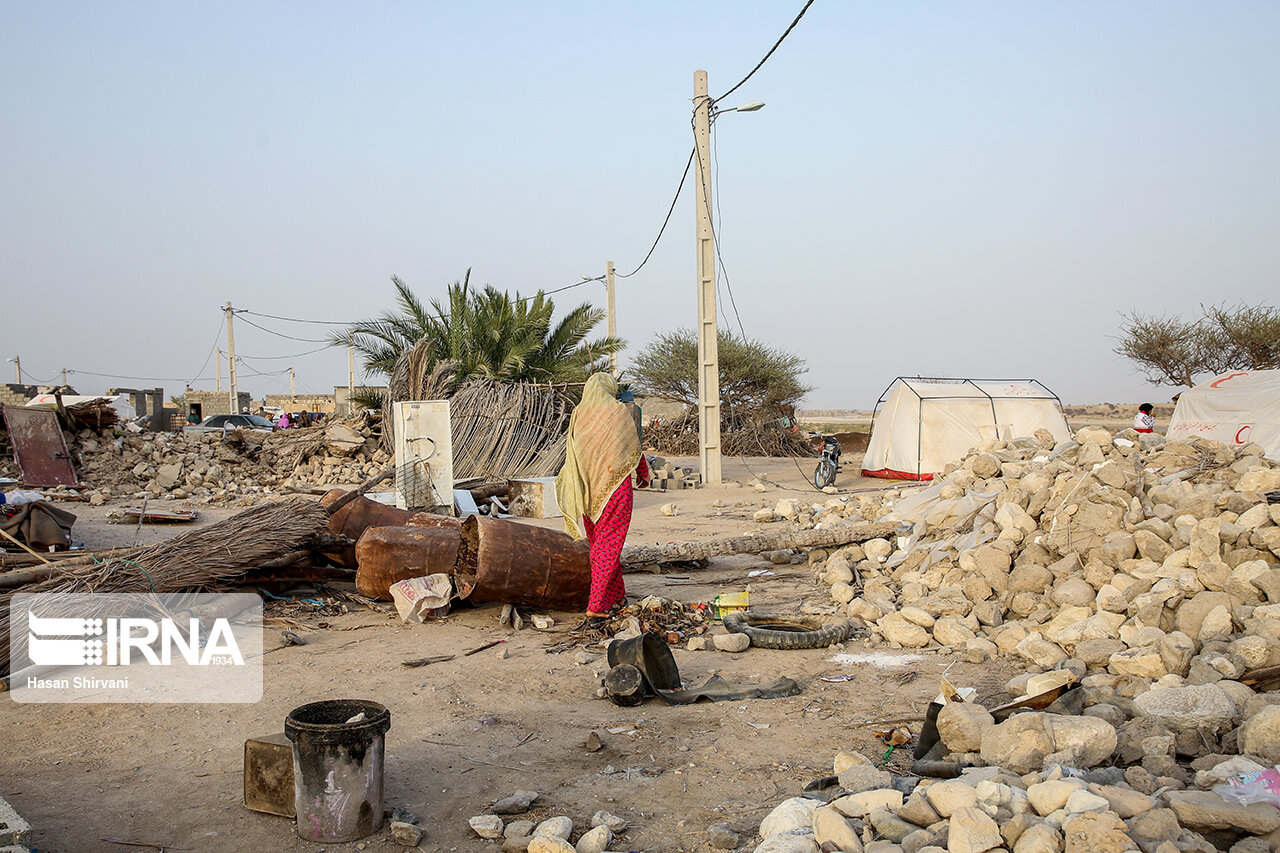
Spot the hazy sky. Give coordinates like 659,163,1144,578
3,2,1277,408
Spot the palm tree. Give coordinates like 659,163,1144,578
337,271,623,393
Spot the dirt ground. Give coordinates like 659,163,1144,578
0,454,1018,853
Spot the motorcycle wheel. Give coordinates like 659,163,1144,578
814,458,837,489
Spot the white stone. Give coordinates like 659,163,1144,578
759,797,819,839
533,816,574,840
470,814,504,838
924,779,979,818
1027,780,1084,816
713,632,751,652
575,824,612,853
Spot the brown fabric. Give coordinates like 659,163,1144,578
0,501,76,550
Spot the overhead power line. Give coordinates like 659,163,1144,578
716,0,816,103
616,147,696,279
237,309,351,325
234,315,331,343
67,369,215,383
236,345,335,361
188,316,225,386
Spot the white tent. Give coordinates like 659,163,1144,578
861,378,1071,481
1166,369,1280,462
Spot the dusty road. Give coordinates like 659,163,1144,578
0,455,1016,853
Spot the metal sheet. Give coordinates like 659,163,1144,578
354,525,462,600
392,400,454,513
2,405,80,487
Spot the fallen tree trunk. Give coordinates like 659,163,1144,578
618,520,903,567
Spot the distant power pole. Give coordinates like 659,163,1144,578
347,334,355,412
289,366,295,396
694,69,722,486
10,356,19,384
606,261,618,376
61,367,67,388
216,348,223,392
225,302,238,413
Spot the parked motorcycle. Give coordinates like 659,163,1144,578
813,434,841,489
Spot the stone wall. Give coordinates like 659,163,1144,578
333,385,386,417
264,394,336,414
183,390,251,418
0,383,39,408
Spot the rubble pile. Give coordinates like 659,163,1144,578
741,426,1280,853
467,790,630,853
750,738,1280,853
45,415,387,504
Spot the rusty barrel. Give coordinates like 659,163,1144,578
353,522,462,600
320,490,417,568
456,515,591,611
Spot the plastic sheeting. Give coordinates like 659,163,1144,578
1167,369,1280,462
862,379,1071,480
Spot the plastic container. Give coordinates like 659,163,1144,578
711,592,749,621
285,699,392,843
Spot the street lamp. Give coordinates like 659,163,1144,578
693,71,764,487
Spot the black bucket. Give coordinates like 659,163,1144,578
606,633,681,693
285,699,392,843
604,664,646,707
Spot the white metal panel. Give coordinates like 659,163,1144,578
393,400,454,512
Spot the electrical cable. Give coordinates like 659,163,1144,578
234,315,331,343
525,278,603,298
233,361,292,378
710,121,747,340
616,147,697,279
67,369,215,383
236,344,334,361
188,316,225,385
237,309,351,325
716,0,816,103
17,366,52,385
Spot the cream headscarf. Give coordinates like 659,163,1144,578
556,373,641,540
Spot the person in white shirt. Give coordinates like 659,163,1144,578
1133,403,1155,434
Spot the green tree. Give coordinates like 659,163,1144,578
1116,302,1280,387
629,329,812,428
336,271,624,390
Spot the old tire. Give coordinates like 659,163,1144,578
721,612,855,650
814,458,837,489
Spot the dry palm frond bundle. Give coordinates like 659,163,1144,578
382,343,571,479
0,498,330,676
448,380,569,479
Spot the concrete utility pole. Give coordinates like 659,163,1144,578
289,366,295,396
347,334,355,412
216,348,223,392
61,367,67,388
693,69,722,486
8,356,19,384
225,302,238,413
606,261,618,376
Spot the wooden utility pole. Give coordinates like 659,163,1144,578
225,302,238,413
606,261,618,376
694,69,722,486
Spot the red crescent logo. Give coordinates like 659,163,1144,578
1210,372,1248,388
1235,424,1253,444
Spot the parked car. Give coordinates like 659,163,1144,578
183,414,277,434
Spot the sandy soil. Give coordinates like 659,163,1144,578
0,455,1017,853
